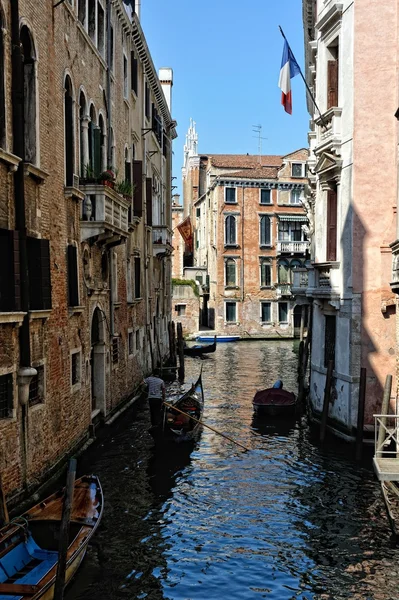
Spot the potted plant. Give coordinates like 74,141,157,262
115,179,134,199
99,169,116,189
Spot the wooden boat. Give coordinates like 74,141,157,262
253,386,297,417
184,336,216,357
155,372,204,443
196,335,240,343
0,475,103,599
381,480,399,538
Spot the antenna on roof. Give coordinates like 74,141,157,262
252,125,267,164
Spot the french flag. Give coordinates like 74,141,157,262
278,40,300,115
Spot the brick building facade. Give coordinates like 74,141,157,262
173,121,309,338
0,0,175,504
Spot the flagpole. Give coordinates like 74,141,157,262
279,26,326,126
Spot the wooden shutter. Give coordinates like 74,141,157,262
67,245,79,307
125,160,131,184
326,188,337,261
131,51,138,95
0,229,20,311
133,160,143,217
146,177,152,226
27,237,51,310
134,257,141,298
327,60,338,109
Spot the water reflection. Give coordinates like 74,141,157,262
66,340,399,600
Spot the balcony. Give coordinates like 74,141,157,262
291,268,309,296
310,262,340,298
315,107,342,155
276,284,292,298
153,225,173,257
80,184,130,243
276,241,310,255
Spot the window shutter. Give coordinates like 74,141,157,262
93,127,101,176
327,60,338,109
27,237,51,310
134,256,141,298
125,159,131,184
326,188,337,261
146,178,153,226
131,51,138,95
0,229,20,311
133,160,143,217
67,245,79,307
39,239,51,310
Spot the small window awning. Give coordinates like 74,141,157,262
278,215,308,222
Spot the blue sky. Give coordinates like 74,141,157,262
142,0,309,195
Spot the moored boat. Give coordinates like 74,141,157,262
381,480,399,538
196,335,240,343
253,382,297,417
0,475,103,599
184,337,216,357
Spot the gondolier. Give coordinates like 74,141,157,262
144,369,166,427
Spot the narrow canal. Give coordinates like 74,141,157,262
66,341,399,600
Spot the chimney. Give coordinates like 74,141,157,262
159,68,173,113
172,194,181,206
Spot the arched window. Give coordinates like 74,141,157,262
225,258,236,287
278,259,290,284
98,114,106,172
88,104,95,172
260,215,271,246
124,146,131,183
64,76,74,186
79,91,88,176
260,259,271,287
0,10,5,148
225,215,236,246
290,259,302,270
88,104,100,175
20,25,37,164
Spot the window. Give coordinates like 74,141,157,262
278,260,289,284
196,207,201,218
135,329,140,352
278,302,288,323
225,187,236,204
123,54,128,98
327,42,339,109
0,373,13,419
225,215,236,246
145,82,150,119
324,315,336,367
88,0,96,42
290,189,302,205
29,365,44,407
261,302,271,323
175,304,186,316
225,301,237,323
260,216,271,246
260,189,271,204
71,350,81,387
78,0,86,25
260,260,271,287
65,76,74,186
326,187,337,261
0,10,5,148
67,244,79,307
278,221,304,242
131,51,138,95
97,2,105,56
0,229,21,312
28,238,52,310
20,26,37,164
128,330,134,356
291,163,305,178
112,337,119,364
99,114,106,172
133,160,143,217
134,256,141,298
225,258,236,287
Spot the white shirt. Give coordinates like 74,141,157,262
144,376,165,399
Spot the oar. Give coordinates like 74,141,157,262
163,401,250,452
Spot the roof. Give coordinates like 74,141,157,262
207,154,284,169
220,167,279,180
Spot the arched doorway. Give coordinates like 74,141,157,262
91,307,106,418
293,305,302,337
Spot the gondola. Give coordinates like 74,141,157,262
183,336,216,358
0,475,103,599
253,381,298,417
153,371,204,444
381,480,399,538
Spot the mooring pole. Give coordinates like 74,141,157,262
320,360,334,443
177,322,185,382
377,374,393,454
297,340,305,403
54,458,77,600
355,368,367,461
0,473,9,527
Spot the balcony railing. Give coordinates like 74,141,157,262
276,283,292,298
311,263,340,297
315,107,342,153
153,225,173,257
276,241,310,255
80,183,130,242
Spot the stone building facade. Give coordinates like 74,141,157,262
302,0,397,437
173,122,309,338
0,0,175,503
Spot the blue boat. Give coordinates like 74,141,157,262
196,335,240,343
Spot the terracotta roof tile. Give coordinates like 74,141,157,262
220,167,279,179
207,154,284,168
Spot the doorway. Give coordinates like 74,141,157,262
91,307,106,418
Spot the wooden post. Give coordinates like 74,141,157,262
297,340,305,403
0,473,9,527
177,322,185,382
171,321,177,367
355,368,367,461
320,360,334,442
377,374,392,454
54,458,77,600
300,305,306,342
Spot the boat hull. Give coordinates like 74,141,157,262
196,336,240,343
184,338,216,357
252,388,297,418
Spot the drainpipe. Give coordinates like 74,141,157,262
11,0,36,489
